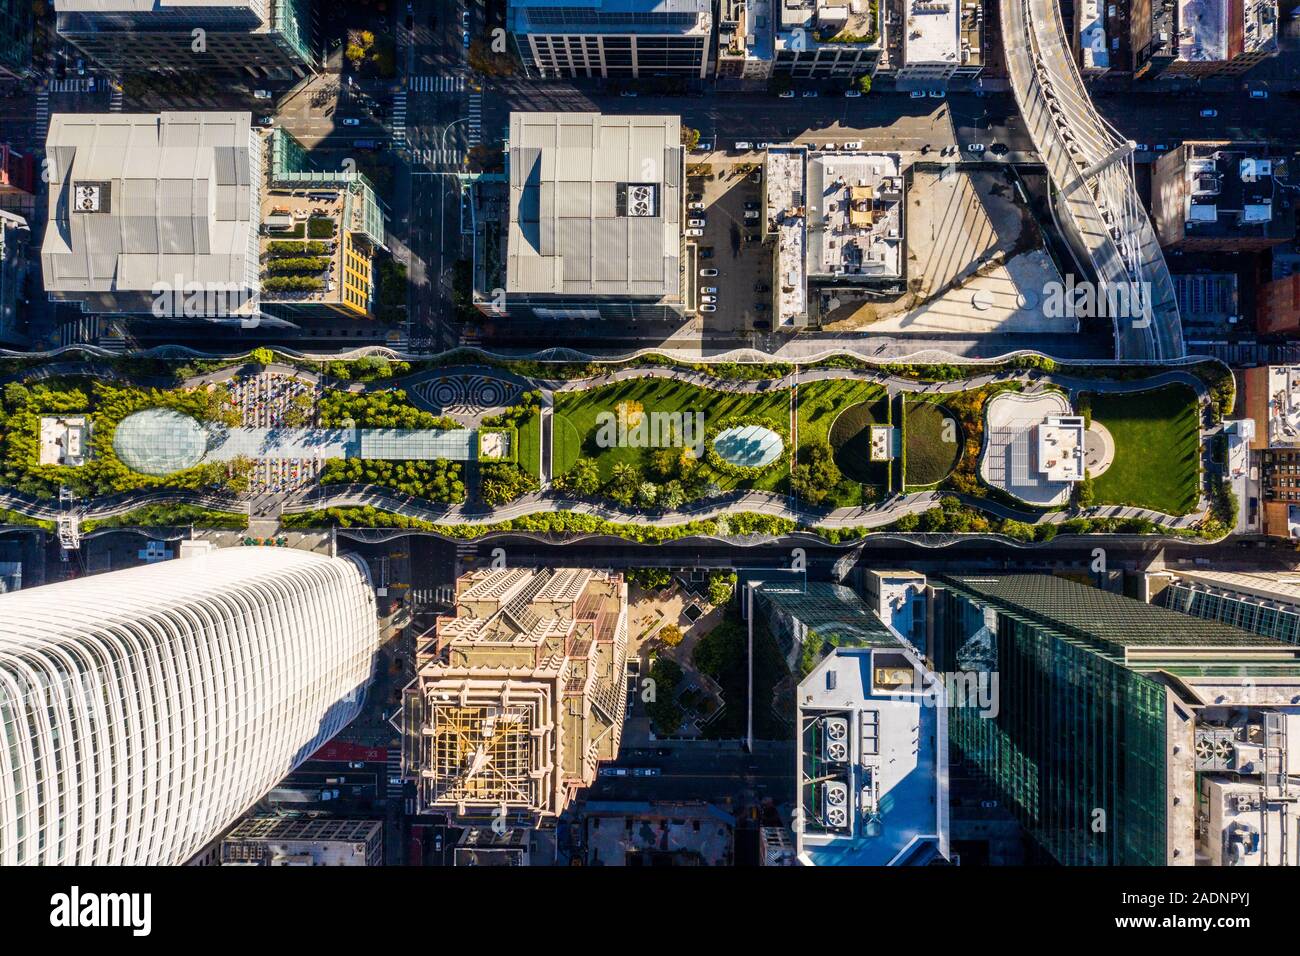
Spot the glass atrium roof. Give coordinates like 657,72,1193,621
113,409,209,476
712,425,784,467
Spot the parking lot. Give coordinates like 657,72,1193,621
686,152,773,333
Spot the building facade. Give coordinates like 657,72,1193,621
0,547,380,866
55,0,316,80
774,0,885,79
1151,569,1300,647
0,0,32,79
932,573,1300,866
510,0,713,79
401,568,629,822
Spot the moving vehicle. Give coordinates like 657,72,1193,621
347,761,365,769
1200,108,1217,117
802,90,818,98
342,117,361,126
695,142,712,151
779,90,795,98
463,30,471,47
1250,89,1268,99
756,141,771,149
966,143,986,153
910,90,926,99
928,89,945,98
253,89,272,100
845,90,861,98
258,116,274,126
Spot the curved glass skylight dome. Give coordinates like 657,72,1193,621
712,425,784,467
113,408,209,475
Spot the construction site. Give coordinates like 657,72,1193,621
401,568,630,823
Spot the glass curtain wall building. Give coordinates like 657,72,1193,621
932,574,1300,866
1153,570,1300,647
0,547,380,866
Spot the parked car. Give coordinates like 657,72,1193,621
779,90,795,98
700,268,719,277
989,143,1009,155
734,141,753,150
700,304,717,312
688,192,703,202
1200,108,1218,117
845,90,861,98
744,210,760,219
685,228,704,237
688,201,705,211
928,89,945,98
462,30,471,47
802,90,818,98
342,117,361,126
1134,143,1150,151
701,286,718,293
1250,89,1268,99
756,141,771,149
253,89,272,100
966,143,986,153
843,140,862,150
76,58,85,76
688,218,705,227
910,90,926,99
695,142,712,151
347,761,365,769
1154,143,1170,151
620,91,638,97
258,116,274,126
701,295,716,304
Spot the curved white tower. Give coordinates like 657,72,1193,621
0,547,379,866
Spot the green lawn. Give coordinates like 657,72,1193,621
795,380,888,506
552,377,790,490
1087,385,1200,515
904,399,962,487
518,409,542,480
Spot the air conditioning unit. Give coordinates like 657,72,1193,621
823,781,849,828
823,717,849,762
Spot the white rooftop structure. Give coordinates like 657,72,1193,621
765,145,808,328
903,0,958,66
807,151,902,279
1176,0,1276,63
1036,415,1086,483
980,391,1084,506
38,415,91,467
0,547,380,865
41,111,261,316
506,112,682,300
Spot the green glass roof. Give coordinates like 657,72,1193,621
938,574,1296,659
758,582,900,649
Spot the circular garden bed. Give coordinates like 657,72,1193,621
903,401,962,486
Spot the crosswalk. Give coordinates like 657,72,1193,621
109,86,123,112
409,74,466,93
35,91,49,141
47,77,96,93
391,90,406,145
413,147,464,166
385,748,403,797
467,93,482,146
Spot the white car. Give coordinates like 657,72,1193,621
253,89,272,100
701,295,716,304
845,90,862,98
688,218,705,227
842,140,862,150
701,286,718,293
695,142,712,151
700,304,717,312
744,210,759,219
685,228,704,237
966,143,986,153
688,201,705,211
700,268,718,277
778,90,795,98
734,141,752,150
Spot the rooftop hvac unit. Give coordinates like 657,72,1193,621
823,781,849,828
823,717,849,762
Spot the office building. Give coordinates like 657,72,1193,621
932,573,1300,865
401,568,630,822
0,0,32,79
716,0,775,80
0,144,36,216
1241,365,1300,538
220,816,384,866
0,546,380,866
509,0,713,79
1150,569,1300,647
896,0,983,87
579,801,736,865
774,0,885,79
41,111,263,320
1165,0,1278,76
0,209,27,347
476,112,685,323
1152,143,1298,252
261,128,387,321
756,582,949,866
763,145,904,329
55,0,316,80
